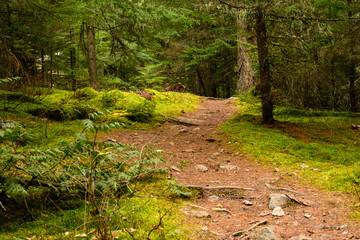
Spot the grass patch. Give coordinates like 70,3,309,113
220,93,360,193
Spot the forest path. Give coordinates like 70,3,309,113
106,98,359,240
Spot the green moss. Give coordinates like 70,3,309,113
221,93,360,193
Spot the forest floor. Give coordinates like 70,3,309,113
106,98,360,240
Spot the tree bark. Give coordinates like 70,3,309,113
86,24,98,88
347,0,358,112
70,47,77,90
237,13,254,92
255,8,274,124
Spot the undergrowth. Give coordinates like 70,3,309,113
0,88,200,239
221,93,360,196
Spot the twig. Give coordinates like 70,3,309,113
265,183,306,196
0,201,6,211
247,220,268,232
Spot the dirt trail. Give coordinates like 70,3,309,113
107,99,360,240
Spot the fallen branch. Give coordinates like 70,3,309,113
160,114,199,126
286,194,311,207
247,220,268,232
265,183,306,196
231,220,268,238
186,185,257,191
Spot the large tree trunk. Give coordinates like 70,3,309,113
86,24,98,88
255,8,274,124
236,14,254,93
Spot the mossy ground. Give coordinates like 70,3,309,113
220,94,360,197
0,88,200,148
0,88,200,239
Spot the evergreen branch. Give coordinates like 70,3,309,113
268,13,360,22
219,0,247,9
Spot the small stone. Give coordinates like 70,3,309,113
185,140,190,143
212,208,231,214
245,169,250,172
272,206,285,217
220,165,238,170
253,226,277,240
184,210,211,218
260,211,271,217
179,129,188,133
133,133,138,136
202,226,208,231
300,164,309,168
208,195,220,202
274,167,280,172
213,152,220,156
319,234,332,239
304,213,312,219
171,166,181,172
195,164,208,172
243,200,253,206
289,235,312,240
169,142,175,146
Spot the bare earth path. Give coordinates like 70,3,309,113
107,99,360,240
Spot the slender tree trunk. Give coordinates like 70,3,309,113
347,0,358,112
50,48,53,88
86,24,98,88
255,8,274,124
237,13,254,92
196,68,207,97
70,47,77,90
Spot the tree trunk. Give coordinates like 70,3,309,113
196,68,208,97
347,0,358,112
255,8,274,124
86,24,98,88
237,13,254,92
70,47,77,90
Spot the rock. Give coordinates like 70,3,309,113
243,200,253,206
179,129,188,134
253,226,277,240
289,235,312,240
169,141,175,146
212,208,231,214
185,149,195,153
260,211,271,217
272,207,285,217
304,213,312,219
171,166,181,172
133,132,138,136
184,210,211,218
220,165,238,170
268,193,290,210
318,234,332,239
202,226,208,231
274,167,280,172
300,164,309,168
195,164,208,172
208,195,220,201
107,138,117,143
